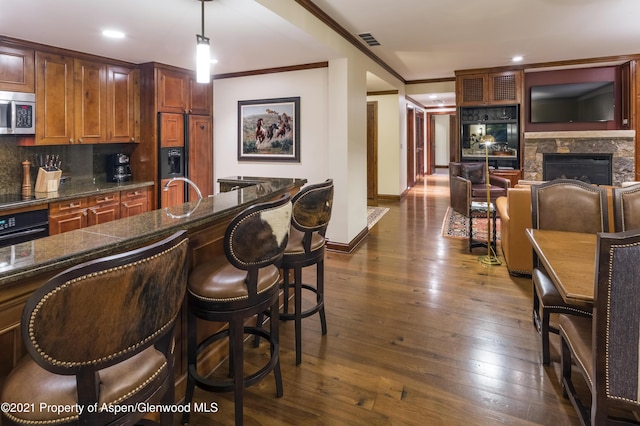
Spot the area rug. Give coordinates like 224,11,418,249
367,207,389,229
441,207,501,241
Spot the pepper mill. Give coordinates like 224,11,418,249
22,160,32,199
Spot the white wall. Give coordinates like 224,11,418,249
213,67,334,232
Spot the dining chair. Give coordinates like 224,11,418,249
530,179,608,365
559,229,640,425
613,183,640,232
182,194,292,426
0,231,189,426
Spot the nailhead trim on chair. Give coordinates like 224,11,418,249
187,277,279,302
1,361,167,425
28,244,183,368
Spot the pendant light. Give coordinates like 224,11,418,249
196,0,211,83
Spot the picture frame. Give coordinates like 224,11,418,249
238,97,300,162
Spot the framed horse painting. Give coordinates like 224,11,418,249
238,97,300,162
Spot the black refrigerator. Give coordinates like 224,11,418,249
158,112,213,208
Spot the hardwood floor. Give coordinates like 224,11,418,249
183,173,581,425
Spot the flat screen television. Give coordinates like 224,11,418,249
530,81,614,123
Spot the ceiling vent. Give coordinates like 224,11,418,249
358,32,380,46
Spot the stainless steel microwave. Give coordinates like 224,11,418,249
0,91,35,135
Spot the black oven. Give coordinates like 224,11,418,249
0,207,49,249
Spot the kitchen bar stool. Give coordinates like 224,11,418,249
1,231,189,426
182,194,292,426
279,179,333,365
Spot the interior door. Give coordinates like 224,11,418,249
415,110,425,178
366,102,378,201
406,107,415,188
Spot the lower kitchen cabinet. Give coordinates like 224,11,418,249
87,192,120,226
49,186,151,235
120,187,149,218
49,198,89,235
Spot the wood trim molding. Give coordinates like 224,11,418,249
326,226,369,253
213,61,328,80
455,54,640,76
294,0,405,83
368,90,398,96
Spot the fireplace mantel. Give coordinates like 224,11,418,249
525,130,636,139
523,130,635,185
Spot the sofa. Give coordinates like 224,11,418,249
495,182,616,276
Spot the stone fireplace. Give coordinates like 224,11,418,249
523,130,635,186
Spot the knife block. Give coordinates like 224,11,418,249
35,168,62,193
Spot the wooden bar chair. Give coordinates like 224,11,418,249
182,194,292,426
613,183,640,232
278,179,333,366
530,179,607,365
0,231,189,426
559,230,640,424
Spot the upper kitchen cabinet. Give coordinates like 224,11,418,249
189,76,213,115
35,52,75,145
107,65,140,143
74,58,108,144
157,67,212,115
0,43,34,92
456,70,523,106
30,51,140,146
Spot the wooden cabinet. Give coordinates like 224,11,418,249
107,65,140,143
33,52,139,146
160,178,185,208
49,197,88,235
0,44,34,92
490,169,522,188
74,58,107,144
189,76,213,115
188,115,213,199
456,70,523,106
49,187,149,235
157,68,212,115
35,52,75,145
120,187,150,218
87,192,120,226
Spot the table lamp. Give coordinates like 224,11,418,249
478,134,501,266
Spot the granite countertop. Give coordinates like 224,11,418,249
0,179,155,212
0,177,306,287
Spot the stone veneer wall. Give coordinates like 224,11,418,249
523,130,636,186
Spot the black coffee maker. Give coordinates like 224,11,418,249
106,153,133,182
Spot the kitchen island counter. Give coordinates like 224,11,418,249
0,177,305,287
0,176,306,395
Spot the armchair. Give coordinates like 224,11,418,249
449,162,510,216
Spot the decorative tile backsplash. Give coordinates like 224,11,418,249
0,137,136,194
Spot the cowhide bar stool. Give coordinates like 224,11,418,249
182,194,292,426
280,179,333,365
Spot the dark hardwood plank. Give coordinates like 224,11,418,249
181,173,580,425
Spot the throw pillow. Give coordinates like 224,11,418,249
461,162,485,184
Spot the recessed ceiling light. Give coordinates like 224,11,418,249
512,55,523,62
103,30,125,39
429,94,437,99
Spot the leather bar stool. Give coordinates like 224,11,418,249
280,179,333,365
1,231,189,426
182,194,292,426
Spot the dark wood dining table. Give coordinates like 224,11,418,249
525,228,598,305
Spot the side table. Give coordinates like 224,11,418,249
469,201,497,253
